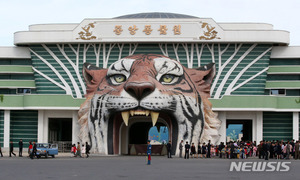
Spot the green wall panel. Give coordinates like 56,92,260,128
10,110,38,148
0,80,36,88
265,81,300,89
0,110,4,147
0,65,33,73
263,112,293,141
268,66,300,74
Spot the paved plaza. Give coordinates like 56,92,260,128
0,154,299,180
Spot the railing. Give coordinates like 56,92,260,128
53,141,72,153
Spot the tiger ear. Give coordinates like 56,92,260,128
83,63,107,95
186,63,215,98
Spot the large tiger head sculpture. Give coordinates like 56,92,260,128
78,54,221,155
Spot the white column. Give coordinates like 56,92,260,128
43,115,49,143
37,110,44,143
72,110,80,144
256,111,263,143
217,111,226,144
293,112,299,141
3,110,10,148
252,115,257,142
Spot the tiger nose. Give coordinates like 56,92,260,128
124,82,155,100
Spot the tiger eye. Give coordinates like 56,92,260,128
161,75,174,83
114,75,126,83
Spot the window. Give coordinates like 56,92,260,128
270,89,285,96
17,88,31,94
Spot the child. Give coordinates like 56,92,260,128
253,146,257,157
81,144,86,157
71,144,77,157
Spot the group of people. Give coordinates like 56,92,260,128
0,139,91,159
176,139,300,160
0,139,38,159
71,142,90,158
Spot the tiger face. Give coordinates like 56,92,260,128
79,54,220,155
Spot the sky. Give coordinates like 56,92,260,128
0,0,299,46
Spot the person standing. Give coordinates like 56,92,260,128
285,141,291,159
219,142,225,158
197,142,201,158
9,141,16,157
167,141,172,158
290,139,295,158
147,140,152,165
76,142,82,157
295,141,300,160
191,143,196,158
18,139,23,157
201,143,207,158
207,140,211,158
184,141,190,159
85,142,90,158
276,142,282,159
179,140,183,158
263,141,270,160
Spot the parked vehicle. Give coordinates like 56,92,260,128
36,143,58,158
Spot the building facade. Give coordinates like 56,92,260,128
0,13,299,153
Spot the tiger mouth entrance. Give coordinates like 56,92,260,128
128,122,169,155
109,113,178,155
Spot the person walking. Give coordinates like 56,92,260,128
184,141,190,159
81,144,86,158
28,141,33,157
76,142,82,157
0,145,3,157
18,139,23,157
71,144,77,157
179,140,183,158
147,140,152,165
9,141,16,157
85,142,90,158
30,141,37,159
167,140,172,158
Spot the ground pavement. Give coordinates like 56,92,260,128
0,153,299,180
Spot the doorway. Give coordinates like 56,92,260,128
226,120,252,142
48,118,72,143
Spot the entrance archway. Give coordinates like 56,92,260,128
119,116,170,155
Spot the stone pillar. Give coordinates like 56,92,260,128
256,111,263,142
3,110,10,148
217,111,226,144
37,110,44,143
293,112,299,141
